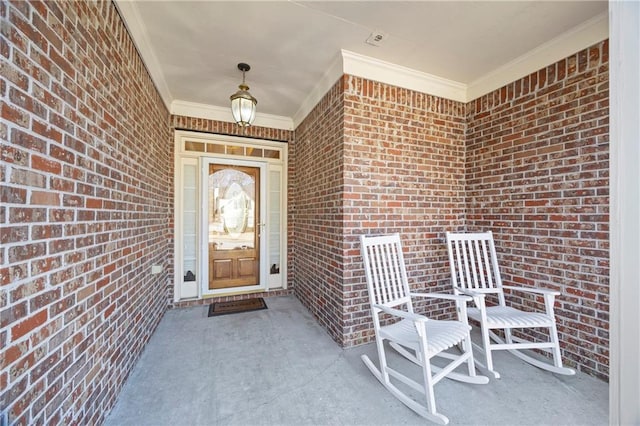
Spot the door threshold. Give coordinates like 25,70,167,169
202,288,266,299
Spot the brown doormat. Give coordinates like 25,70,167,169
208,297,268,317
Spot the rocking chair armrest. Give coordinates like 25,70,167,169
409,292,472,303
502,285,560,297
452,286,486,299
452,286,488,312
373,304,428,323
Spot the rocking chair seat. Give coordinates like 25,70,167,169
468,306,554,328
381,319,471,358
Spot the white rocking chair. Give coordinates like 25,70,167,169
445,231,576,379
360,234,488,425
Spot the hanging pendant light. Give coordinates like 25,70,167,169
229,63,257,127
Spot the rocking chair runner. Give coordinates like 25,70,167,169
445,231,575,379
360,234,488,425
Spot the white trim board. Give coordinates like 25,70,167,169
609,1,640,424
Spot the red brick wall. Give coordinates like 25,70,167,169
466,40,609,379
1,1,172,424
292,76,467,346
342,76,468,345
292,79,347,344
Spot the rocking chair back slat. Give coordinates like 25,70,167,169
448,232,502,294
362,234,410,308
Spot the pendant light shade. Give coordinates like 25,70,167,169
230,63,257,127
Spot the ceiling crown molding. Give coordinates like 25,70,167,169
291,49,467,128
293,11,607,126
171,100,294,131
292,52,345,128
466,11,609,101
341,50,468,102
114,0,173,110
118,1,608,131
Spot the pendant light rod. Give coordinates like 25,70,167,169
238,63,250,87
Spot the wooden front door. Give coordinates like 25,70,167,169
207,164,260,290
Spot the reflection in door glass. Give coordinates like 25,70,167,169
209,168,255,250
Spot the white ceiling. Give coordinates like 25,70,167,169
116,1,608,129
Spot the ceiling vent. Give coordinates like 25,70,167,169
365,31,387,47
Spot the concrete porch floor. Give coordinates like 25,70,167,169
105,296,608,426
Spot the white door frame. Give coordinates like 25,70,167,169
200,157,268,297
173,130,288,302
